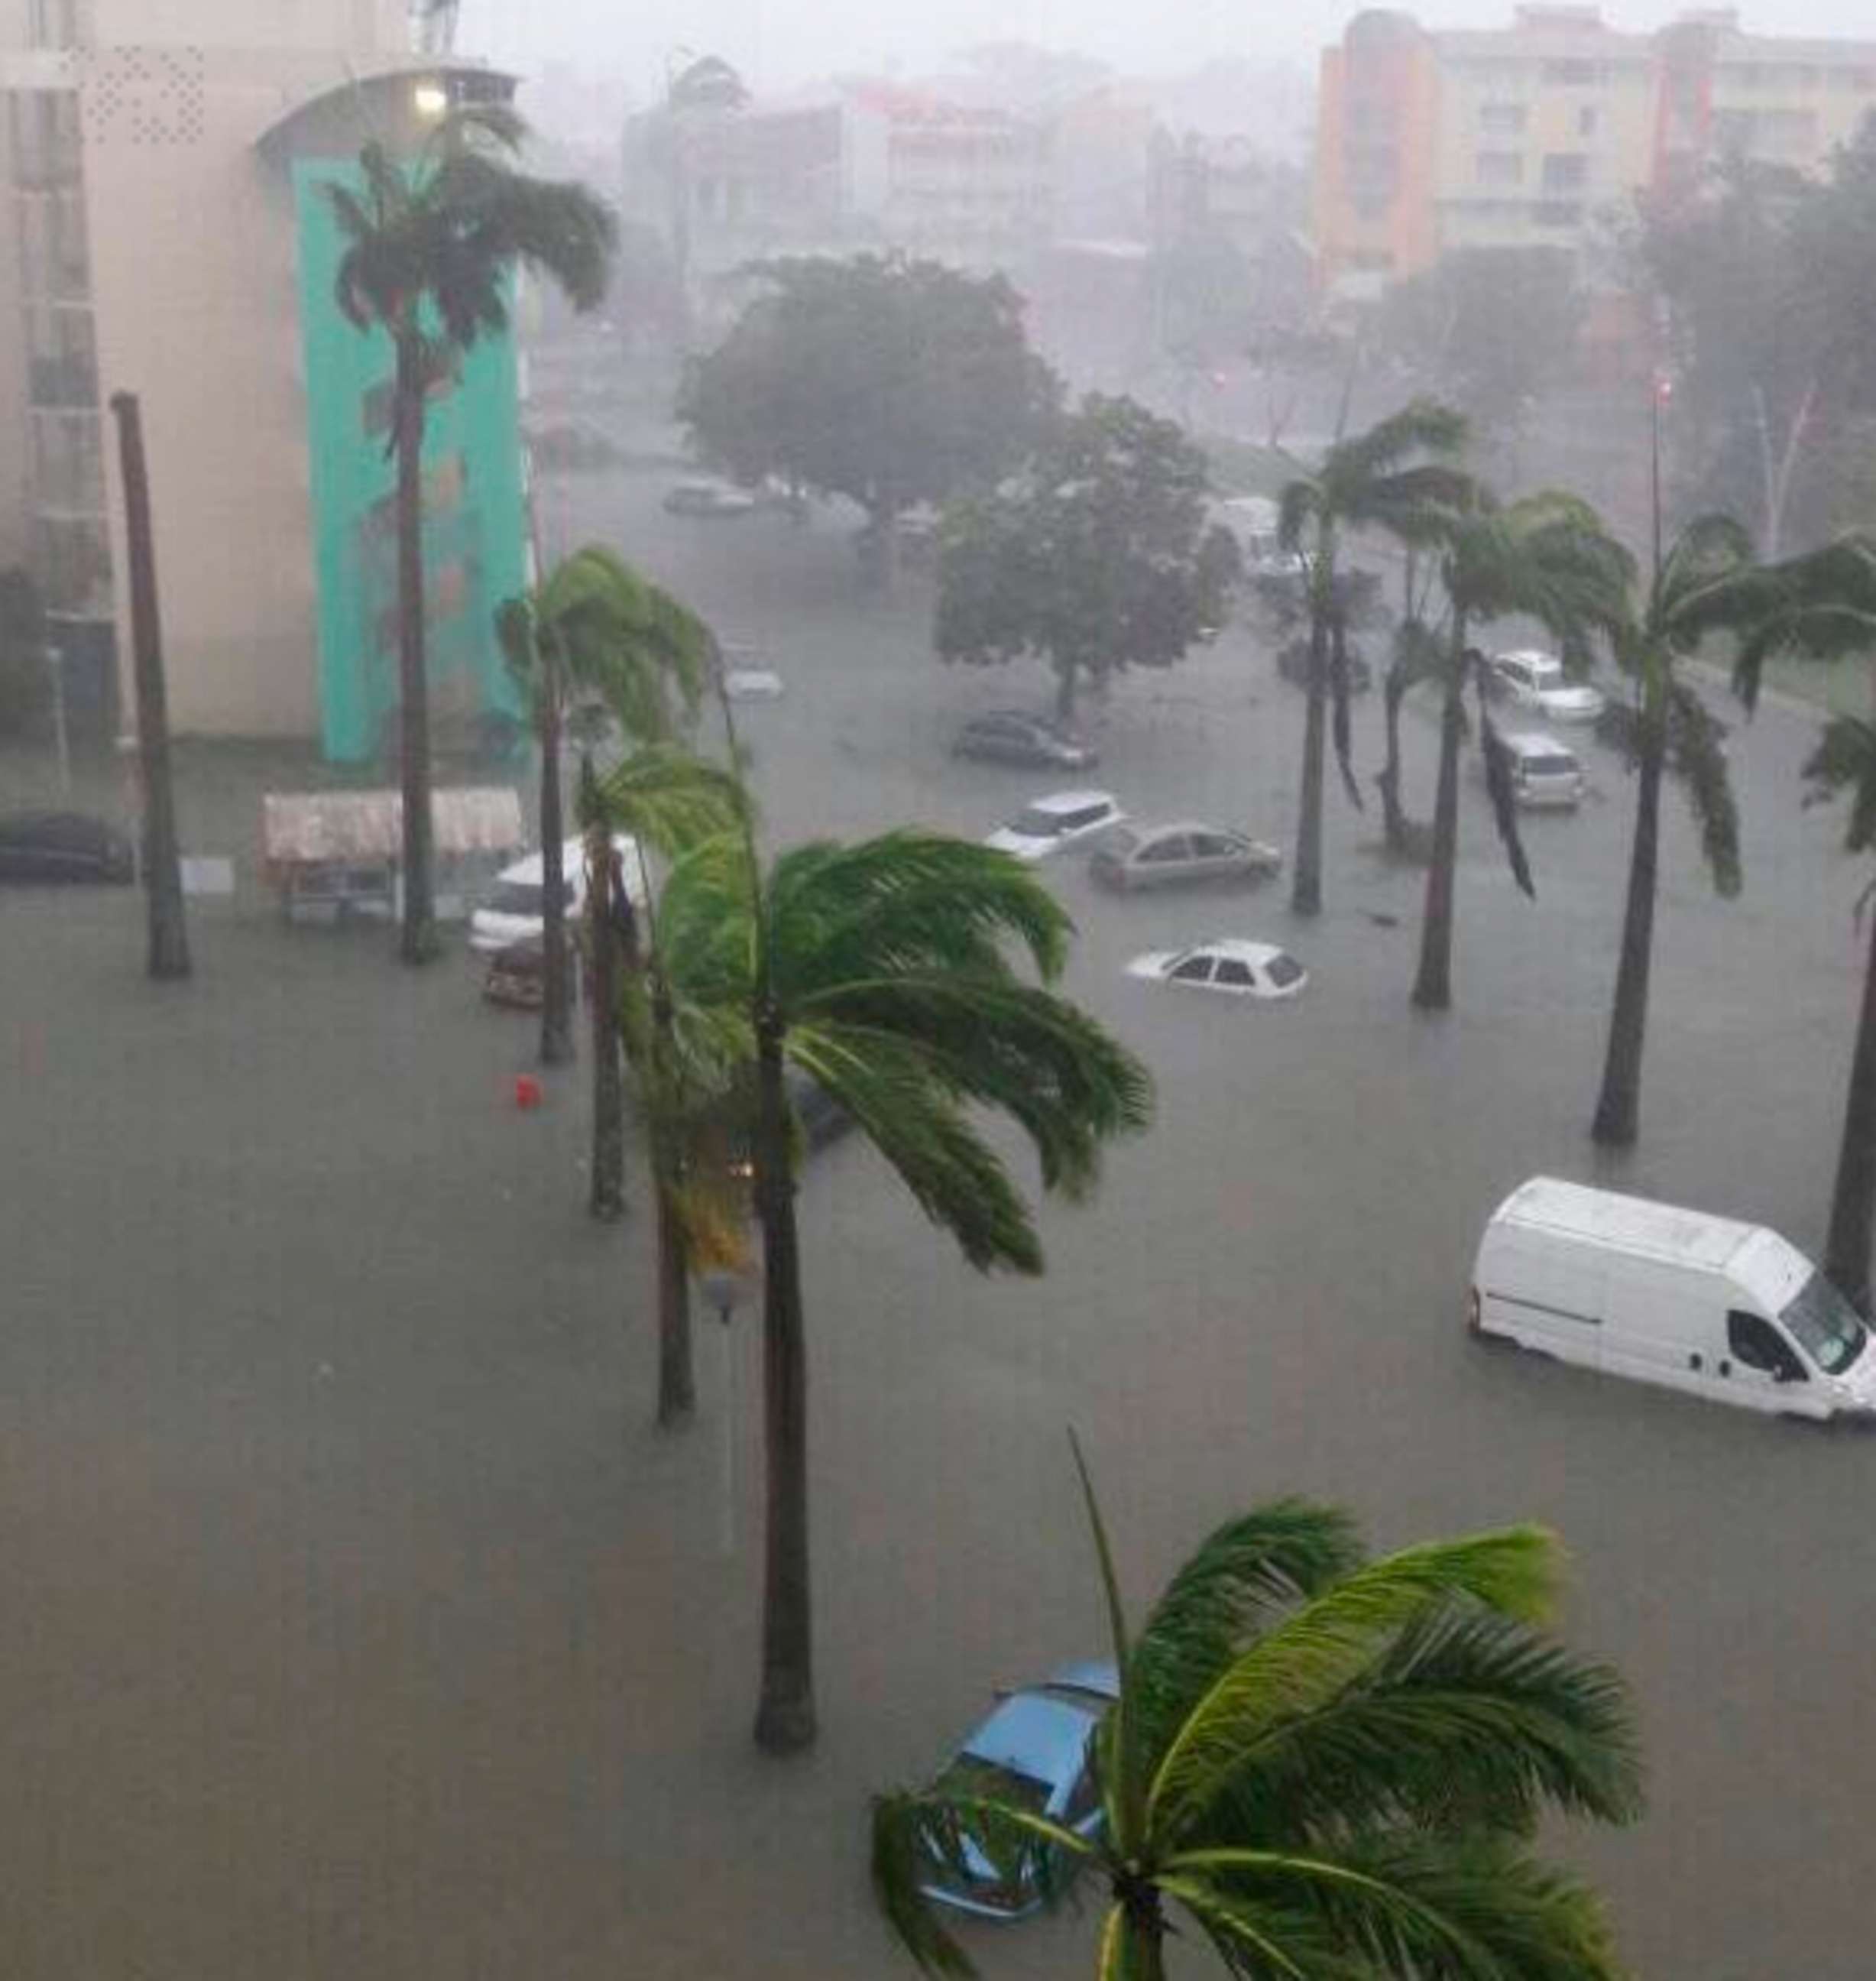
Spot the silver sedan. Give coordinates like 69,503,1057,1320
1090,822,1283,893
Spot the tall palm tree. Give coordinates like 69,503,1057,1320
1733,535,1876,1305
1589,515,1762,1148
656,833,1152,1752
1412,491,1632,1012
583,744,747,1426
326,104,614,965
874,1441,1643,1979
1276,399,1472,916
497,546,711,1068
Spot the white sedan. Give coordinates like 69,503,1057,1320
1489,650,1606,724
986,790,1126,862
1126,938,1309,1000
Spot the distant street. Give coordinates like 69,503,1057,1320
2,452,1874,1979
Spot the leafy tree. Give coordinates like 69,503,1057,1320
1369,247,1585,436
0,568,48,738
655,832,1152,1751
873,1443,1643,1979
936,395,1240,723
325,105,614,965
1412,492,1632,1013
1277,400,1473,916
678,254,1059,585
497,547,709,1069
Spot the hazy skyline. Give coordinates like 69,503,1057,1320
463,0,1876,104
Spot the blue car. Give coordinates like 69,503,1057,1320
919,1660,1120,1919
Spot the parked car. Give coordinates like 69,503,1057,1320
0,810,134,884
1126,938,1308,1000
1497,731,1585,809
915,1662,1119,1920
1090,822,1281,893
1472,1177,1876,1421
1275,642,1373,694
985,791,1125,862
721,1068,853,1179
1486,649,1606,723
952,712,1096,770
481,934,578,1010
663,478,757,518
711,641,785,702
468,833,640,955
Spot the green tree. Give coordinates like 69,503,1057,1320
497,546,710,1068
936,395,1240,724
1589,515,1764,1148
1277,400,1473,916
656,832,1152,1751
326,105,614,965
874,1444,1642,1979
1411,491,1631,1013
678,254,1058,585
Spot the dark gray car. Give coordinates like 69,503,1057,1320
1091,822,1282,893
952,712,1096,770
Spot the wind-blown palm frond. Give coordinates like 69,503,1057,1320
1732,535,1876,711
1670,682,1742,895
588,744,745,861
1805,716,1876,854
1320,397,1468,494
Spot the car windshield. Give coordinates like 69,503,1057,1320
1106,829,1141,857
1781,1269,1868,1374
1524,754,1578,777
932,1753,1054,1822
1009,807,1067,838
487,880,568,916
1264,954,1304,987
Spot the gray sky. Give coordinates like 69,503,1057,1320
462,0,1876,104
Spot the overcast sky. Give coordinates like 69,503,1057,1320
462,0,1876,103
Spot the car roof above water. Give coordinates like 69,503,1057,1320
1492,1176,1764,1273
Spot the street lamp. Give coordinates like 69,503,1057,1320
698,1268,749,1558
43,640,68,796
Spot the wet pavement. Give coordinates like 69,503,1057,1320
3,465,1875,1978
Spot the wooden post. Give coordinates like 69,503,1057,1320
110,391,191,981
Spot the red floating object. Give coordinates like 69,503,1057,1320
514,1074,543,1110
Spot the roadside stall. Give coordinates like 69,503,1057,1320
262,786,526,925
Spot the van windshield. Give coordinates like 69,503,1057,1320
1782,1270,1868,1374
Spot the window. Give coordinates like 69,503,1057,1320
1191,834,1238,859
28,0,87,49
1532,200,1583,229
9,92,82,190
1168,955,1215,984
1214,959,1256,989
1479,102,1528,135
24,305,96,409
17,187,91,301
1066,804,1113,832
1264,954,1305,990
31,512,111,615
1542,152,1589,192
31,412,102,514
1541,59,1602,86
1727,1310,1803,1380
1476,151,1524,186
1578,105,1599,137
1009,806,1066,838
1139,835,1190,864
1780,1271,1868,1374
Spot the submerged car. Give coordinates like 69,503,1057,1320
481,935,578,1010
663,478,757,518
0,810,134,884
952,712,1096,770
468,834,640,955
1126,938,1308,1000
1487,649,1606,724
985,791,1124,862
1091,822,1281,893
917,1662,1119,1919
1497,731,1585,810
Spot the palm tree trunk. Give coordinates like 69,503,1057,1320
109,391,190,982
1825,896,1876,1312
394,331,439,966
538,653,572,1065
1377,672,1408,851
753,1002,815,1755
1055,660,1080,726
1291,614,1328,916
586,830,626,1221
1591,690,1666,1148
656,1182,695,1426
1411,643,1466,1013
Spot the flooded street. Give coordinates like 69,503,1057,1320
3,469,1874,1977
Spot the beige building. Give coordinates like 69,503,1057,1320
1316,6,1876,300
0,0,520,754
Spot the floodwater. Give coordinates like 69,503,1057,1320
2,458,1874,1978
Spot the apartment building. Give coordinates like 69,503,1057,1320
0,0,523,758
1316,5,1876,299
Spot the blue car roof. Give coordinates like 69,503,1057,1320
961,1688,1106,1794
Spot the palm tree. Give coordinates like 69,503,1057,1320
874,1441,1643,1979
1412,491,1632,1013
1589,515,1763,1148
583,744,747,1425
1375,558,1443,857
326,105,614,965
1733,535,1876,1305
497,546,711,1068
656,833,1152,1752
1276,399,1472,916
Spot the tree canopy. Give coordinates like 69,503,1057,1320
935,394,1240,720
677,254,1059,527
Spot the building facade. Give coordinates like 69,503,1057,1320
0,0,524,757
1316,6,1876,300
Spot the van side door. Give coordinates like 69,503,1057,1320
1722,1310,1817,1415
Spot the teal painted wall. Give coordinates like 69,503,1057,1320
293,160,527,764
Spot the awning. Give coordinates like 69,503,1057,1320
263,786,525,867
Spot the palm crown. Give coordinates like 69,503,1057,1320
874,1445,1643,1980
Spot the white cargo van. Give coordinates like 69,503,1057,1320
1471,1178,1876,1421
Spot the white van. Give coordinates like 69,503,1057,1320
1498,731,1585,809
1471,1178,1876,1421
468,833,642,955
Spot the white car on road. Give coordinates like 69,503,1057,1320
1126,938,1309,1000
1489,649,1606,724
986,791,1125,862
469,834,643,955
